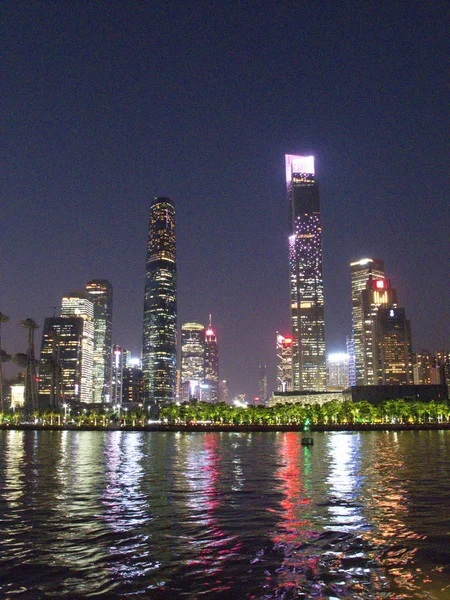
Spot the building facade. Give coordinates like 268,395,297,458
350,258,385,385
39,317,84,406
326,352,349,390
61,292,94,404
204,317,219,403
276,333,293,392
360,276,397,384
142,197,177,406
373,307,413,385
85,279,113,404
181,323,205,400
286,155,326,391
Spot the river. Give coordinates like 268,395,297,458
0,429,448,599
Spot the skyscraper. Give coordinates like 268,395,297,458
276,333,293,392
39,317,83,406
204,317,219,403
373,307,413,384
350,258,385,385
85,279,113,404
181,323,205,400
142,197,177,405
61,291,94,404
111,344,126,405
286,154,326,391
360,276,397,384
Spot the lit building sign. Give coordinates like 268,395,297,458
376,279,385,289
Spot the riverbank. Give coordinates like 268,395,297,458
1,422,449,432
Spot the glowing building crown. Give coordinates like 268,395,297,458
285,154,315,185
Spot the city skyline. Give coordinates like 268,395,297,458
3,2,449,399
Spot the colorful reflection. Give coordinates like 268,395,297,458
269,432,320,593
183,433,242,593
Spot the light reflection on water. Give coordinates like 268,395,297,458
0,429,448,599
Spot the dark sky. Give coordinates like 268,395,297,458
3,1,449,399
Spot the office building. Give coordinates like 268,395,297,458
142,197,177,405
122,365,143,404
258,363,268,403
181,323,205,400
61,291,94,403
360,276,398,384
286,154,326,391
350,258,385,385
111,345,126,405
413,350,432,385
39,317,84,406
85,279,113,404
326,353,349,390
372,307,413,384
204,317,219,403
218,379,229,404
276,333,293,392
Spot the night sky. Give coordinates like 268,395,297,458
3,1,449,399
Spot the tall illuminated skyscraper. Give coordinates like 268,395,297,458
181,323,205,400
350,258,385,385
85,279,113,404
60,291,94,404
142,197,177,405
204,316,219,403
286,154,326,391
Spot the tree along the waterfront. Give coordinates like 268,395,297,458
0,398,449,427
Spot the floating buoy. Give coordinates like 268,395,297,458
301,437,314,446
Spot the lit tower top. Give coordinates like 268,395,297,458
205,314,216,341
285,155,315,187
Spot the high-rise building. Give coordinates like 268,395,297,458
286,155,326,391
142,197,177,406
372,307,413,384
111,344,126,405
326,352,349,390
258,363,268,403
276,333,293,392
204,316,219,403
85,280,113,404
39,317,84,405
218,379,229,404
181,323,205,400
61,291,94,404
360,277,397,384
350,258,385,385
122,365,143,404
346,335,356,387
413,350,432,385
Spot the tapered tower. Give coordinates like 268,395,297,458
142,197,177,405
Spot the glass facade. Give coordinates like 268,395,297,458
142,197,177,405
350,258,385,385
204,319,219,403
373,307,413,384
85,279,113,404
181,323,205,400
286,155,326,391
61,293,94,404
39,317,84,406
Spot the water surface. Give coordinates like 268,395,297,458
0,430,448,598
